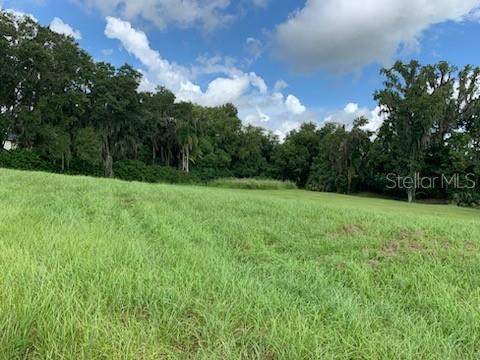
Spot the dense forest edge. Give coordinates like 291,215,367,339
1,11,479,206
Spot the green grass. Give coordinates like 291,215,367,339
209,177,297,190
1,168,480,359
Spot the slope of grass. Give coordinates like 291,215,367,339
0,168,479,359
209,178,297,190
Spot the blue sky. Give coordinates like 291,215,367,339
2,0,480,138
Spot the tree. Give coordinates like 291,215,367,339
2,10,479,206
194,104,242,175
74,127,102,165
174,102,197,173
89,63,142,177
374,61,441,202
457,66,480,178
343,117,372,193
232,126,278,178
273,123,321,186
141,87,176,165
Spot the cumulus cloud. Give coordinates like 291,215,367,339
274,0,480,72
104,16,313,138
285,94,306,115
324,103,387,132
344,103,359,114
77,0,234,31
50,17,82,40
105,16,193,93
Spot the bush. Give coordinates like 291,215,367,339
209,178,297,190
451,191,480,208
0,149,55,172
113,160,150,182
67,158,104,177
113,160,203,184
146,165,202,184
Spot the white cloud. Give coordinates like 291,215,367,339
245,37,263,63
1,7,38,23
274,121,301,141
250,107,270,123
78,0,234,31
274,0,480,72
104,16,313,138
344,103,359,114
105,16,192,93
324,103,387,132
274,80,288,92
285,94,306,115
50,17,82,40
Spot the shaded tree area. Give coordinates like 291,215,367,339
0,12,278,183
1,11,480,205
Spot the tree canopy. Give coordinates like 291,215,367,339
1,10,479,205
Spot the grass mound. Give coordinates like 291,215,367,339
209,177,297,190
0,168,479,359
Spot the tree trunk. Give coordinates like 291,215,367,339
407,187,416,203
103,136,113,178
347,169,353,194
105,154,113,178
152,142,156,165
181,146,187,172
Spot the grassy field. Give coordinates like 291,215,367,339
0,168,480,359
209,178,297,190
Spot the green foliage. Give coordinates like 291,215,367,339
0,149,55,172
451,191,480,208
308,119,372,193
74,127,102,165
113,160,202,184
373,60,480,202
209,178,297,190
1,10,479,206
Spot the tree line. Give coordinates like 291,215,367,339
1,11,479,205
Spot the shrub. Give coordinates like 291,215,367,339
113,160,203,184
0,149,55,172
146,165,202,184
67,158,104,177
451,191,480,208
113,160,150,182
209,178,297,190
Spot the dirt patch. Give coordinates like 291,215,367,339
189,335,201,354
380,241,401,257
408,240,426,251
339,224,365,237
115,195,137,208
399,229,425,242
264,351,279,360
464,240,478,252
377,228,427,258
400,229,426,253
336,261,347,270
368,259,381,268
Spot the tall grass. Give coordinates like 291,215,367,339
209,177,297,190
0,168,479,359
